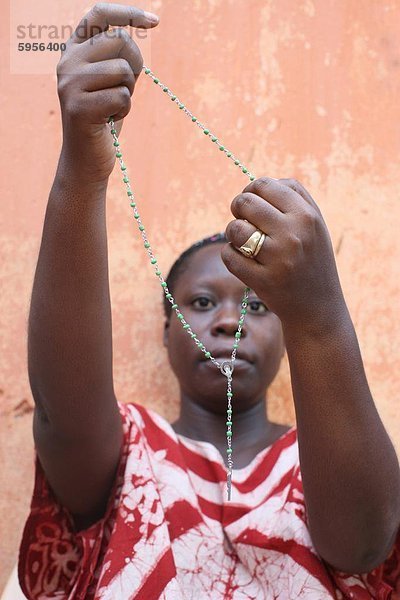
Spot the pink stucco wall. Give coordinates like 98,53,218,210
1,0,399,590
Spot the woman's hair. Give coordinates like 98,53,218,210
163,232,227,319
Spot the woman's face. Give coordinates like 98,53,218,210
163,243,285,415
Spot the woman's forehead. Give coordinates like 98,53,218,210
177,243,242,289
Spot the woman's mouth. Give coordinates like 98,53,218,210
200,355,252,372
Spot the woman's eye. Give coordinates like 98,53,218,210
191,298,268,312
192,297,213,309
248,300,269,313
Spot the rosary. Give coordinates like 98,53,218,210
108,66,266,501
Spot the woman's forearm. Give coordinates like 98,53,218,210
282,302,400,574
28,153,117,436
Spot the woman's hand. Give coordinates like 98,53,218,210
56,3,159,184
223,177,346,334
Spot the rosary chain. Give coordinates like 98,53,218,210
108,64,258,501
143,67,256,181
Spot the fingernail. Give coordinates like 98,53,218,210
144,11,159,23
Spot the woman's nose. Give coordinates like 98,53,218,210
210,305,247,337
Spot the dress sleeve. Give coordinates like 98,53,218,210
321,526,400,599
17,402,138,600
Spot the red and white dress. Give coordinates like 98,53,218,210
18,401,400,599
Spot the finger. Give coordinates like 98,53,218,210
242,177,306,214
81,28,143,76
70,3,159,44
225,219,271,264
278,178,323,217
78,59,136,94
230,192,284,239
220,242,267,293
74,86,132,123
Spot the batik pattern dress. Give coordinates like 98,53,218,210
18,401,400,599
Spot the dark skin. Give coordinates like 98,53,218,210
165,243,291,469
29,2,399,576
218,177,400,574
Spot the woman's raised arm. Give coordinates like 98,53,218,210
29,3,159,528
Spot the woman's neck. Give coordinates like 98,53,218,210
170,392,277,463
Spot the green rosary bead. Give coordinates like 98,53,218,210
227,431,232,437
116,152,122,158
161,282,167,287
127,191,133,196
163,87,168,92
153,78,159,84
233,343,239,349
150,258,157,264
192,117,197,122
130,202,136,208
205,351,211,358
226,420,232,426
241,308,247,314
144,242,150,248
123,177,129,183
166,293,172,299
227,392,233,398
235,332,241,339
211,136,217,142
183,324,190,329
145,68,151,74
111,129,116,134
203,129,209,135
177,313,183,320
242,167,248,174
219,145,225,151
134,214,140,219
171,95,176,101
227,448,232,455
113,141,120,147
171,303,178,309
234,159,240,165
156,270,161,276
139,225,145,231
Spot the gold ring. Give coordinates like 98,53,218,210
236,229,266,259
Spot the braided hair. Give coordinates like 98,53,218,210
163,232,227,319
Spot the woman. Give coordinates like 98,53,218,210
18,4,400,599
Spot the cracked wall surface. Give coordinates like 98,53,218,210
1,0,399,591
